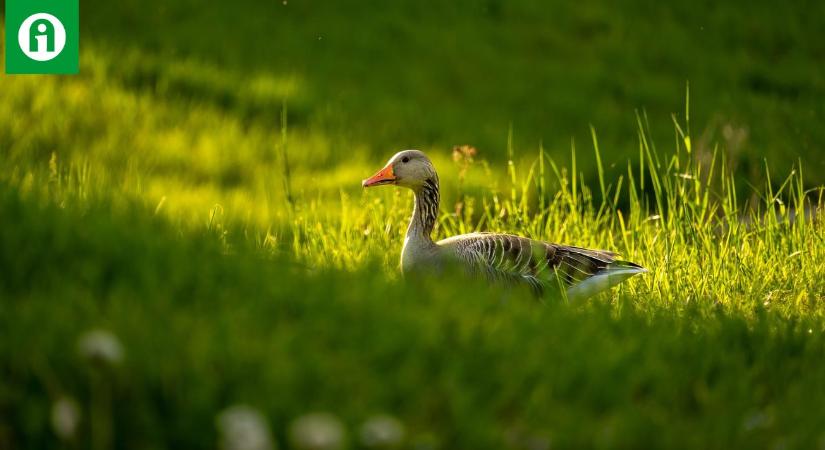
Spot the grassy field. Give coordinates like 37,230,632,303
78,0,825,183
2,1,825,449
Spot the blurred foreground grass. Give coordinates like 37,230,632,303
1,148,825,448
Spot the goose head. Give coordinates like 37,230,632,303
362,150,437,192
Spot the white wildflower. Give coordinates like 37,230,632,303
289,412,345,450
217,405,274,450
359,414,405,448
51,396,81,440
77,329,124,366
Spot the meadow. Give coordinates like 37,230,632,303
2,1,825,449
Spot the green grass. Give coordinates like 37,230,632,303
2,1,825,448
79,0,825,181
3,148,825,448
5,0,825,187
2,98,825,448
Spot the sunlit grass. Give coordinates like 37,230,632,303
3,38,825,450
3,63,823,318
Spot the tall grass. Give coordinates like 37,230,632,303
4,91,823,319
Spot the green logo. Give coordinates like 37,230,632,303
5,0,79,74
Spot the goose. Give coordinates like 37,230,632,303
362,150,647,301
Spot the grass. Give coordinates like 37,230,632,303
2,87,825,448
2,2,825,447
2,152,825,448
5,0,825,188
78,0,825,183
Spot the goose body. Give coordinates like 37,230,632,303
363,150,647,301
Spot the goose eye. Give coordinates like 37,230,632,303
401,156,410,163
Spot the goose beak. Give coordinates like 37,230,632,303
362,165,396,187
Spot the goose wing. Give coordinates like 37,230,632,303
437,232,645,300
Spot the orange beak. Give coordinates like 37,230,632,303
362,164,396,187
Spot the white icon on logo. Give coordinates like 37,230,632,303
18,13,67,62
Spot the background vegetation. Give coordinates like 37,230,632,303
1,1,824,448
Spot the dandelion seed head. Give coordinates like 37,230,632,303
77,329,124,366
360,414,405,448
51,396,81,441
289,412,345,450
217,405,274,450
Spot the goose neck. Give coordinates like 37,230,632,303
407,177,440,244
